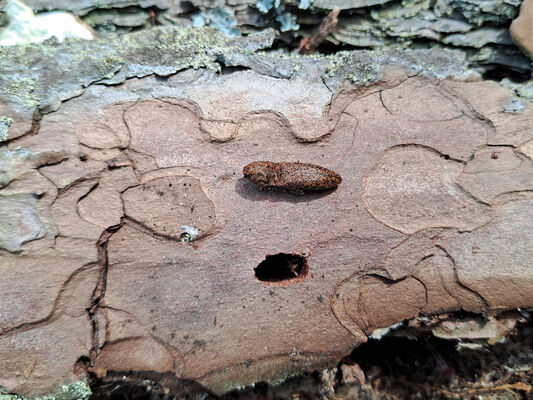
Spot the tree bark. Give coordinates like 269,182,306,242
0,27,532,397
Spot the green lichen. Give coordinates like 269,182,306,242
1,75,41,109
0,26,467,115
97,54,124,79
290,62,301,73
0,27,235,111
435,0,519,25
326,51,381,83
50,382,91,400
70,48,89,63
516,82,533,103
371,0,431,21
0,116,13,142
326,52,351,77
325,48,466,83
0,382,91,400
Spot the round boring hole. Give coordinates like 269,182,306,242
180,232,191,243
254,253,308,283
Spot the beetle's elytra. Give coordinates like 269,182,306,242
243,161,342,193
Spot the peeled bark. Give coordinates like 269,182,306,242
0,27,532,397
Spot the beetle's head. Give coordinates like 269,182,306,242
243,162,275,186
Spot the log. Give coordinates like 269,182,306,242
0,27,532,397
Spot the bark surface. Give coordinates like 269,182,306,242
0,27,532,397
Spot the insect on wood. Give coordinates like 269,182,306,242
243,161,342,193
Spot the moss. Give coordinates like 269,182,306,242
0,382,91,400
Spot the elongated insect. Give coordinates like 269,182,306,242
243,161,342,193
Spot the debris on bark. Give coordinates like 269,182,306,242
299,8,340,55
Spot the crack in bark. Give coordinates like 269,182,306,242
379,91,393,115
154,89,332,144
78,182,99,203
321,75,334,97
0,262,97,338
411,275,429,310
30,110,42,135
433,250,467,307
330,267,391,339
435,244,489,316
376,77,493,125
452,181,491,207
121,215,216,244
438,84,496,138
119,98,138,150
100,305,133,315
88,223,123,364
4,110,42,146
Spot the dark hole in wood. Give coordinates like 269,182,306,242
254,253,308,283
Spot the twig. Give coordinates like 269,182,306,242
396,378,532,398
299,8,340,55
465,382,532,395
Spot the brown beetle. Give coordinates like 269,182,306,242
243,161,342,193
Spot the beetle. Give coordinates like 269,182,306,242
243,161,342,193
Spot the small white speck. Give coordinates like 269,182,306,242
181,225,198,239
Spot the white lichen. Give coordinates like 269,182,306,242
369,322,404,339
0,0,95,46
0,116,13,142
181,225,199,240
0,381,91,400
503,97,525,114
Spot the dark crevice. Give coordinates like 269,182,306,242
482,67,531,83
348,335,457,378
87,317,533,399
87,223,123,366
215,55,252,76
74,355,91,379
89,371,214,400
384,143,468,164
5,109,42,145
411,275,429,309
342,318,533,398
78,182,99,203
28,110,42,136
122,216,199,243
378,91,393,115
453,181,491,207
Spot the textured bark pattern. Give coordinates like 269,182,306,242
0,52,532,396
